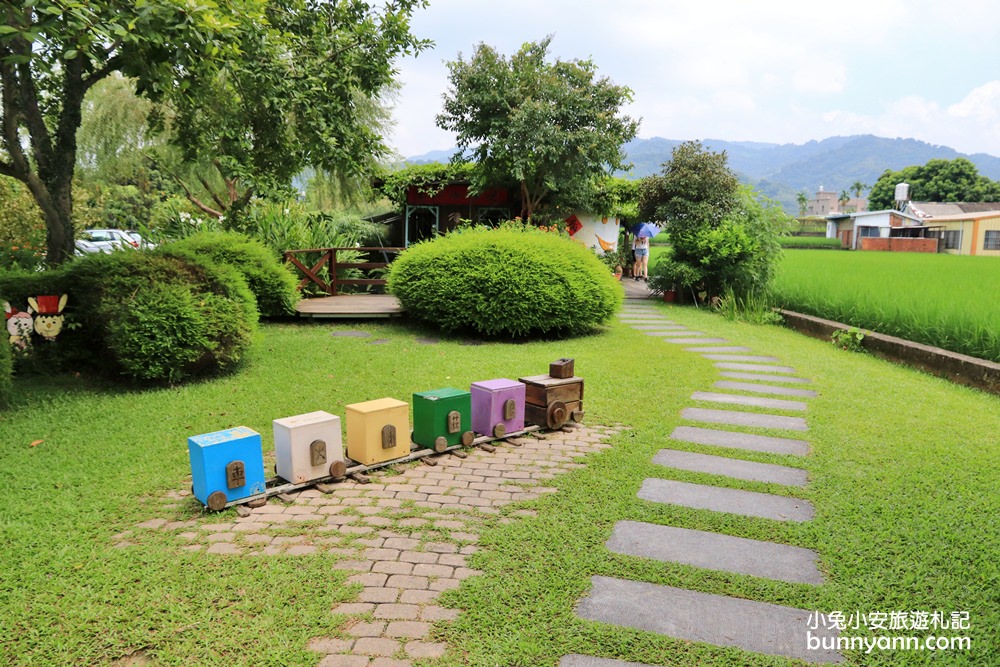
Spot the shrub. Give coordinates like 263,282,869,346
780,236,842,249
387,223,622,338
0,324,12,407
165,231,299,316
64,250,257,383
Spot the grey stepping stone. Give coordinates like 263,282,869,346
629,324,684,330
715,380,818,398
644,329,702,336
621,319,675,325
670,425,810,456
701,354,781,362
638,478,815,522
368,338,391,345
560,656,658,667
721,371,813,384
653,448,808,486
663,337,730,344
685,345,752,353
577,576,843,663
607,521,823,583
330,330,370,337
691,392,808,412
716,362,797,373
415,337,440,345
682,407,808,432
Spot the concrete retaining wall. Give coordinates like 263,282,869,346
778,309,1000,395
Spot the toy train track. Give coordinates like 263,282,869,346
188,359,584,512
222,425,544,510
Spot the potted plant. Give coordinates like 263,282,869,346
648,258,703,305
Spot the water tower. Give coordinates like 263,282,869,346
894,183,910,210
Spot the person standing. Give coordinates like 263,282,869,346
632,234,649,280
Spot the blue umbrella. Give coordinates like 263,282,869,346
631,222,661,238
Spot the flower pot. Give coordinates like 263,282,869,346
662,289,677,303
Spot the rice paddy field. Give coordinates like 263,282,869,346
772,250,1000,363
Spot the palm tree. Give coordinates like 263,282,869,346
839,190,850,211
796,192,809,217
851,181,868,211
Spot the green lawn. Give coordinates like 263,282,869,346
1,310,997,666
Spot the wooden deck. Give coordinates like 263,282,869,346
295,294,405,319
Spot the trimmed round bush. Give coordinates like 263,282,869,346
165,231,299,317
65,250,257,383
387,224,622,338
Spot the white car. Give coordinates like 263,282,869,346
75,229,140,254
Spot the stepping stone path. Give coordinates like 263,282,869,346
565,302,843,664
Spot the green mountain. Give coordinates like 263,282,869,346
620,134,1000,213
406,134,1000,215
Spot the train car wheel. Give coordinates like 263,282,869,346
329,460,347,478
546,401,568,430
206,491,228,512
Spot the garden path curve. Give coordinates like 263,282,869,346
562,299,843,665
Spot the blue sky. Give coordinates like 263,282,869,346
388,0,1000,159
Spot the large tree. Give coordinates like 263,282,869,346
436,36,639,221
868,158,1000,210
1,0,428,264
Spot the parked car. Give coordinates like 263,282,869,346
75,229,141,254
125,230,157,249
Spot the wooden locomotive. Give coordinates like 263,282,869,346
519,358,584,430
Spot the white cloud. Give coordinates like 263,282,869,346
388,1,1000,157
947,81,1000,122
818,85,1000,156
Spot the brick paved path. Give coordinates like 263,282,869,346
120,424,620,667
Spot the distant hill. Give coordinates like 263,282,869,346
405,135,1000,214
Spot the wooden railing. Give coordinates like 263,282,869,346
283,246,404,296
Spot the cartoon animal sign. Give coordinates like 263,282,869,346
4,301,34,351
27,294,68,341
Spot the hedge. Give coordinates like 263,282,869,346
164,231,299,317
387,224,621,338
1,249,258,385
64,250,258,383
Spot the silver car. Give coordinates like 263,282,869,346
75,229,140,254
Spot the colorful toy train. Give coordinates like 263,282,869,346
188,360,584,510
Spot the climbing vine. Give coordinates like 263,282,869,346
375,162,476,209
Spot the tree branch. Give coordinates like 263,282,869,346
150,156,225,218
82,53,124,94
0,50,31,181
197,173,229,211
